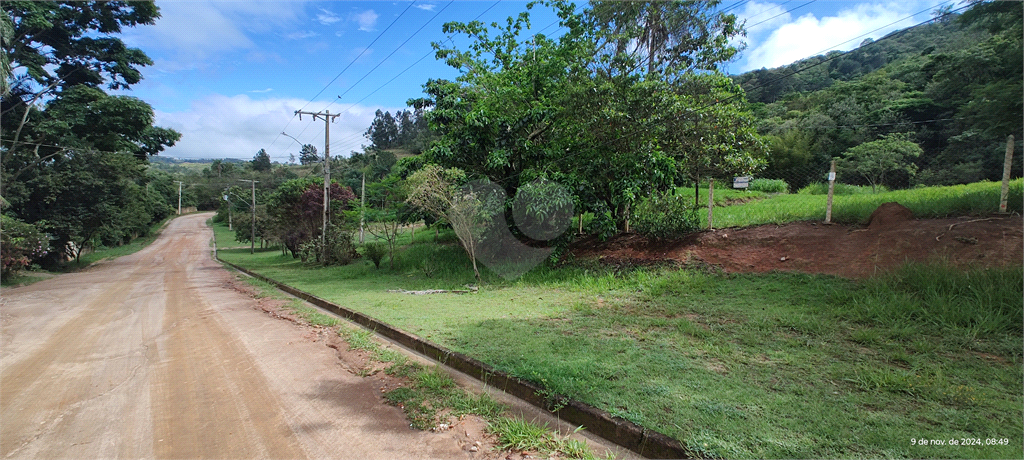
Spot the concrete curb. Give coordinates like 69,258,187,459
218,256,692,459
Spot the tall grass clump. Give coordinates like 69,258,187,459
748,178,788,193
798,182,884,195
830,179,1024,223
834,263,1023,336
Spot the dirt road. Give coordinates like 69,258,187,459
0,213,475,459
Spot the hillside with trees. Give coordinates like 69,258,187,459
735,1,1022,190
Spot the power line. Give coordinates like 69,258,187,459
323,1,577,153
721,0,751,14
745,0,815,31
741,0,958,96
281,1,503,159
314,1,505,156
270,1,418,151
295,1,457,152
486,0,972,187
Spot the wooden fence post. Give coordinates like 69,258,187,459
825,160,836,224
999,135,1014,213
707,179,714,231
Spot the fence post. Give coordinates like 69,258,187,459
825,160,836,224
999,135,1014,213
707,179,714,231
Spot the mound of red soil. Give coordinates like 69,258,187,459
570,213,1023,279
868,202,915,229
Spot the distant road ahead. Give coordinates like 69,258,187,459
1,213,470,459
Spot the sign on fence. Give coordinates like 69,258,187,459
733,176,751,189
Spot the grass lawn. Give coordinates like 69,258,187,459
215,217,1023,459
696,179,1023,228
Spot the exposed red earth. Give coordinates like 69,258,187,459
571,205,1023,279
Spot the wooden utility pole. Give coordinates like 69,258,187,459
239,179,258,254
295,110,341,261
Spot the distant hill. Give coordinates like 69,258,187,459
733,2,1022,190
733,15,980,103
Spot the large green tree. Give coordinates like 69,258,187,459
422,1,762,235
1,1,179,267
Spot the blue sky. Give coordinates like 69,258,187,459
115,0,952,161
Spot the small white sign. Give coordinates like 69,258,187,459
733,176,751,189
827,172,836,182
223,195,229,201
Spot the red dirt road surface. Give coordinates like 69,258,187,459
0,213,476,459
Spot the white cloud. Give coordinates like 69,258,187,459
123,2,302,62
739,2,918,72
317,8,341,25
154,94,394,160
414,4,437,11
250,88,273,93
738,1,793,34
352,9,379,32
285,30,318,40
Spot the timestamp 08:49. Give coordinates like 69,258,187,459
911,438,1010,446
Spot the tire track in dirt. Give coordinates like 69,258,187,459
0,213,503,460
148,251,305,459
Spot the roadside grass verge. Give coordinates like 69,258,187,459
234,261,603,459
210,218,251,249
0,270,55,288
62,215,175,269
4,215,175,288
215,221,1023,459
701,179,1023,228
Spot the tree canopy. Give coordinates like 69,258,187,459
420,0,763,235
1,0,181,269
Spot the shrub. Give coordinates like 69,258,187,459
748,178,789,193
1,214,50,279
632,191,701,239
298,225,358,266
362,242,387,269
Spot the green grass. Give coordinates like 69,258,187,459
3,216,174,287
798,182,887,195
214,218,1023,459
0,270,55,288
210,218,249,249
704,179,1023,227
212,178,1023,459
236,270,603,459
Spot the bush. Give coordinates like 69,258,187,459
748,178,789,193
1,214,50,279
632,191,701,239
362,242,387,269
298,225,358,266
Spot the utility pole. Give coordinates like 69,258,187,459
222,189,233,231
239,179,258,254
176,181,184,215
295,109,341,261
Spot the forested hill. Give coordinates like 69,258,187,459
733,1,1023,189
733,14,980,104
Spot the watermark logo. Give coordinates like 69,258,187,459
460,178,574,280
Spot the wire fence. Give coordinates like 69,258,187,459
755,143,1024,195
